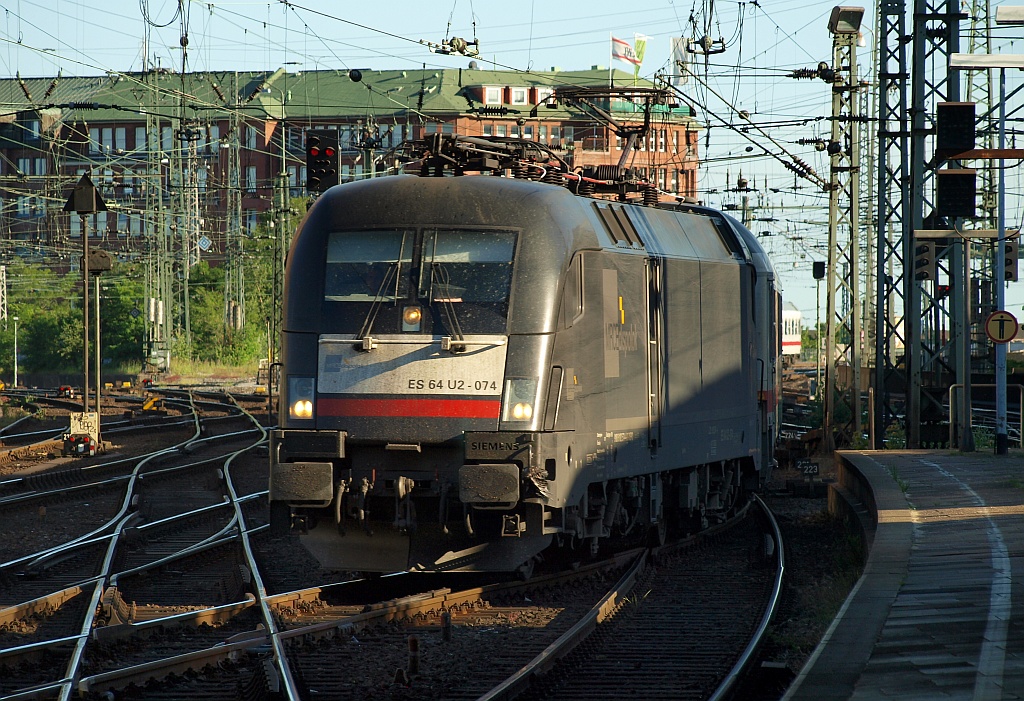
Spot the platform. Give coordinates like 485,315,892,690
783,449,1024,700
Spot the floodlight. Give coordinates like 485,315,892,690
828,6,865,34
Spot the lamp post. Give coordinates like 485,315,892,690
12,315,18,389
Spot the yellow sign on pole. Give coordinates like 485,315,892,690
985,310,1019,343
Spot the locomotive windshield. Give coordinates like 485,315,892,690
325,230,413,302
321,227,517,335
420,229,515,303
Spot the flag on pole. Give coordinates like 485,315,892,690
611,36,641,66
632,34,649,80
671,36,690,86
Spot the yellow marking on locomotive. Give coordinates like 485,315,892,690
619,296,625,324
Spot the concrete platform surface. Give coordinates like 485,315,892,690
783,449,1024,701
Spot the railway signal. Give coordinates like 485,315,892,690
1004,239,1018,281
305,129,340,193
913,241,936,280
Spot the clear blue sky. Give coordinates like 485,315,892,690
2,0,1024,325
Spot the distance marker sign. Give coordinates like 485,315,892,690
985,310,1019,344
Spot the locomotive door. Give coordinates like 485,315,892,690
646,256,665,453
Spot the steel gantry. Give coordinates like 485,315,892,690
873,0,913,449
870,0,973,448
824,11,865,449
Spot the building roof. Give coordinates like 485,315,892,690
0,67,695,128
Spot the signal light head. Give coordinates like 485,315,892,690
309,146,320,156
324,146,336,157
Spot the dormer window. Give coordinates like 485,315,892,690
511,87,528,105
484,87,502,104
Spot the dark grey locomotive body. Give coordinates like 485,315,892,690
270,174,781,574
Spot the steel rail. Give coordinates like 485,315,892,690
475,550,648,701
219,404,309,700
707,494,787,701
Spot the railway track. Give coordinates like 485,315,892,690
12,504,781,700
0,391,270,699
0,392,785,701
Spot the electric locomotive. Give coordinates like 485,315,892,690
270,134,782,575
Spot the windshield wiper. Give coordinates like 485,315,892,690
431,263,466,351
356,262,399,349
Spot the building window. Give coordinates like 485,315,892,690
511,125,520,138
523,126,534,140
511,87,528,105
496,125,506,137
549,126,560,145
539,126,547,141
131,213,142,235
672,131,679,153
355,164,364,179
197,167,207,192
658,129,666,152
162,126,173,152
245,165,257,193
485,87,502,104
209,124,220,146
246,126,257,150
537,87,554,105
115,127,127,152
135,126,147,152
89,128,101,155
25,119,40,139
245,209,257,232
102,128,113,153
483,124,493,136
117,213,129,236
16,196,29,217
17,158,30,175
441,122,454,135
341,164,350,182
563,126,573,144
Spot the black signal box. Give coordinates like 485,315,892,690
935,169,976,219
936,102,976,160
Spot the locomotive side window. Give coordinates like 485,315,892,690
561,253,583,328
324,230,413,302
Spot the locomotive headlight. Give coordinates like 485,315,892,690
501,378,538,424
288,377,315,420
402,305,422,331
512,402,533,420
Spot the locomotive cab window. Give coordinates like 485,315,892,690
324,230,413,302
